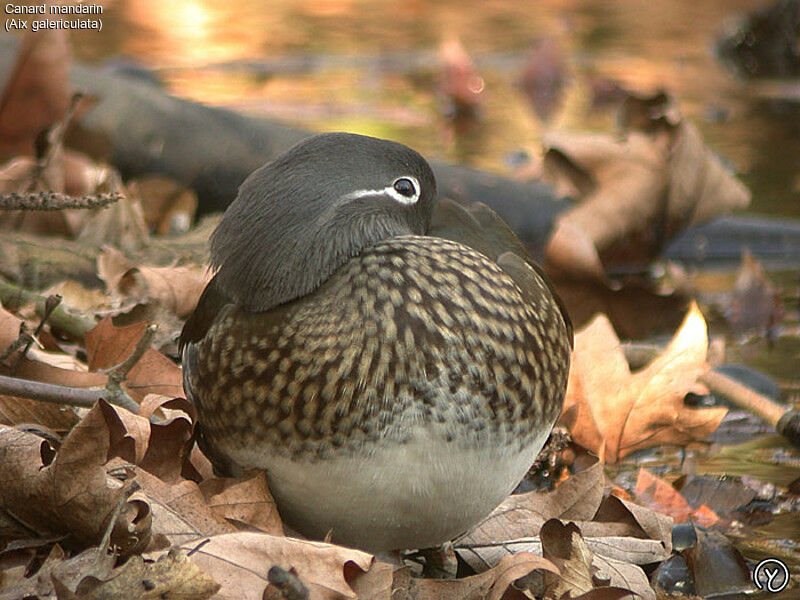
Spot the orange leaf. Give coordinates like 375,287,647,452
561,302,727,462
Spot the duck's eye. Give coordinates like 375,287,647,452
393,178,416,198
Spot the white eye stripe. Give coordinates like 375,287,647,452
343,175,421,205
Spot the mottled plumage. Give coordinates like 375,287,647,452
180,133,571,551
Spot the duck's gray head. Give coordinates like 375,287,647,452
210,132,438,311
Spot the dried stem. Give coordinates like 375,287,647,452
0,374,106,409
0,191,123,211
101,323,157,412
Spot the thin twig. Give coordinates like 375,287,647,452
101,323,156,413
0,374,106,409
0,322,32,365
99,480,141,554
0,191,123,211
8,294,62,375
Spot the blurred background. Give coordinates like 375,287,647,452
49,0,799,217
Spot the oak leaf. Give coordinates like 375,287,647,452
544,92,750,280
560,302,727,462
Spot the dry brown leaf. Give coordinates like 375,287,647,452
0,150,121,237
0,307,80,430
539,520,642,600
84,317,183,402
72,547,219,600
393,552,558,600
560,302,727,462
0,304,24,350
0,543,115,600
198,471,283,536
543,93,750,279
0,392,79,430
462,457,606,549
178,532,376,600
130,467,236,548
98,247,211,318
125,348,183,402
78,187,150,252
0,30,70,159
540,520,596,598
85,317,147,371
0,408,150,554
457,457,670,582
12,354,106,389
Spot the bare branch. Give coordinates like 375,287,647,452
102,323,158,414
0,191,123,211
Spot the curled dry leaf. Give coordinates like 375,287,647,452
70,547,219,600
539,519,643,600
178,532,375,600
0,406,150,555
98,246,211,319
543,93,750,279
560,302,727,462
393,552,558,600
0,306,80,429
0,542,115,600
457,456,670,593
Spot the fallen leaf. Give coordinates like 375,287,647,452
544,93,750,279
85,317,147,371
98,247,211,318
130,467,236,548
83,317,183,402
392,553,558,600
178,532,376,600
457,458,671,580
635,469,718,527
560,302,727,462
539,520,641,600
540,520,596,598
74,547,219,600
199,471,283,536
0,543,115,600
0,407,149,555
